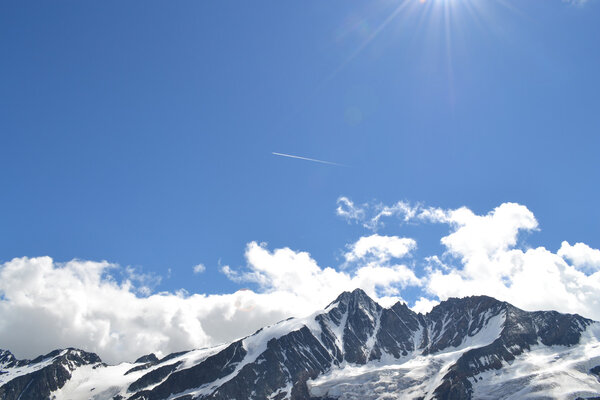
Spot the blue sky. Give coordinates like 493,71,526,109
1,0,600,361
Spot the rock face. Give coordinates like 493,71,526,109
0,348,101,400
1,289,599,400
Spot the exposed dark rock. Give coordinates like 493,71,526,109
158,350,190,364
128,361,183,393
131,341,246,400
135,353,159,364
0,349,101,400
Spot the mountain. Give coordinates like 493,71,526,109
1,289,600,400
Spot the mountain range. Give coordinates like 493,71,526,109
1,289,600,400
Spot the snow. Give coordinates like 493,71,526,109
325,305,349,354
364,310,382,358
472,322,600,400
268,382,293,400
457,310,505,352
307,311,506,400
164,314,323,399
52,362,137,400
179,345,228,369
0,350,67,386
308,353,459,400
51,345,224,400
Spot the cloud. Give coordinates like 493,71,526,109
0,257,293,364
425,245,600,320
341,197,600,322
336,197,445,231
440,203,538,257
0,257,298,364
344,234,416,264
415,202,598,317
558,241,600,272
0,240,419,364
234,241,420,301
193,263,206,274
336,196,365,223
336,197,421,230
368,201,421,230
411,297,439,314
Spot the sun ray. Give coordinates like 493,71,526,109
323,0,412,83
443,0,456,112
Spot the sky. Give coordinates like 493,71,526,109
1,0,599,363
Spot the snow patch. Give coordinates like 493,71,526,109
308,311,505,400
472,322,600,400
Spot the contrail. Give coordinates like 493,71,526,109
272,152,346,167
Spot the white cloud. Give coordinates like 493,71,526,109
366,201,420,230
439,203,538,260
336,196,365,223
341,197,600,322
336,197,421,230
344,234,416,263
336,197,446,231
193,263,206,274
0,240,421,364
411,297,439,314
0,257,297,364
425,246,600,319
237,241,420,302
419,203,600,321
558,241,600,272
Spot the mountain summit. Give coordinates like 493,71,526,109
1,289,599,400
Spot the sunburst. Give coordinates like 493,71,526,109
326,0,524,105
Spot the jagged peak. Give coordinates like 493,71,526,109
134,353,159,364
328,288,379,308
4,348,103,366
0,349,16,367
0,349,14,357
389,300,416,314
426,294,506,316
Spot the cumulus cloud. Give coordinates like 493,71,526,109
416,202,600,318
193,263,206,274
558,241,600,272
0,257,296,364
438,203,538,261
339,197,600,321
0,239,419,364
411,297,440,314
232,241,420,302
344,234,416,264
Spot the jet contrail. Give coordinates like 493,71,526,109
272,152,346,167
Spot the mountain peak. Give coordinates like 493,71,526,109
332,287,364,299
0,349,17,368
329,287,375,307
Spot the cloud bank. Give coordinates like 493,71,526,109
1,198,599,364
338,198,600,320
0,238,418,363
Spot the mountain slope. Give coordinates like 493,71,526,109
1,289,599,400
